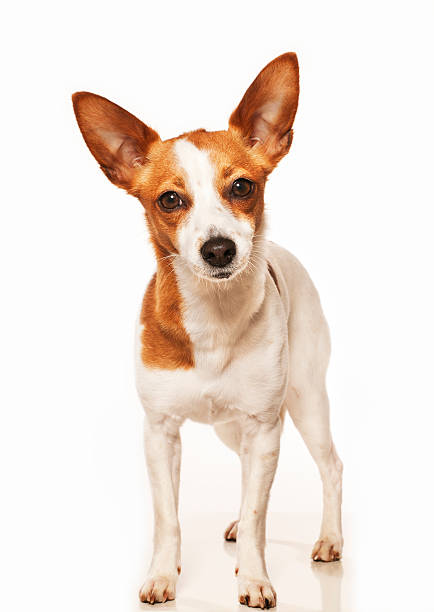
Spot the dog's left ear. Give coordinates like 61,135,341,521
229,53,299,168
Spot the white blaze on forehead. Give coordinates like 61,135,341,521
173,137,254,274
173,138,225,215
174,139,214,189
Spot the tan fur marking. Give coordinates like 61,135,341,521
131,140,193,258
140,258,194,370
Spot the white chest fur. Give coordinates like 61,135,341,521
135,260,289,426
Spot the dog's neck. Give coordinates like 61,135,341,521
168,236,267,371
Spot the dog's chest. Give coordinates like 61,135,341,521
135,276,289,424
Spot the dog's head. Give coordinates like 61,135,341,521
73,53,299,282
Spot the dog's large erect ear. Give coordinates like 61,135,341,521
72,92,160,190
229,53,299,167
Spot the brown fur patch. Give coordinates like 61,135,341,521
131,139,194,260
140,258,194,370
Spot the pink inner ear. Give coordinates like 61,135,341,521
250,100,284,144
96,129,145,168
250,116,272,146
117,137,145,167
258,100,284,124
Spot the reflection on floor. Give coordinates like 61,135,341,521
135,513,354,612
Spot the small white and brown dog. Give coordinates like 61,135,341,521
73,52,343,609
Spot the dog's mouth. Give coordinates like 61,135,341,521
212,271,233,280
190,259,250,283
192,267,235,282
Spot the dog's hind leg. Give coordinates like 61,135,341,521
215,406,286,543
287,385,343,561
284,259,343,562
214,421,246,542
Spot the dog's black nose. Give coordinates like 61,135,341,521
201,237,236,267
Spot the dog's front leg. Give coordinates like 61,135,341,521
236,416,280,609
139,413,181,604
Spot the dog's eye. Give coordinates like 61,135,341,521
231,178,254,198
159,191,182,210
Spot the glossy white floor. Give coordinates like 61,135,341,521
132,512,353,612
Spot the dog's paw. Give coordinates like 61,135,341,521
238,576,276,609
311,536,343,562
224,519,239,541
139,574,177,604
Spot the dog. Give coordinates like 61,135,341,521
72,52,343,609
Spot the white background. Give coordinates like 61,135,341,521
1,1,433,611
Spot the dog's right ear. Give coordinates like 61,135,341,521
72,92,160,190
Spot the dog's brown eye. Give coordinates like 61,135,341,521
159,191,182,210
231,178,254,198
